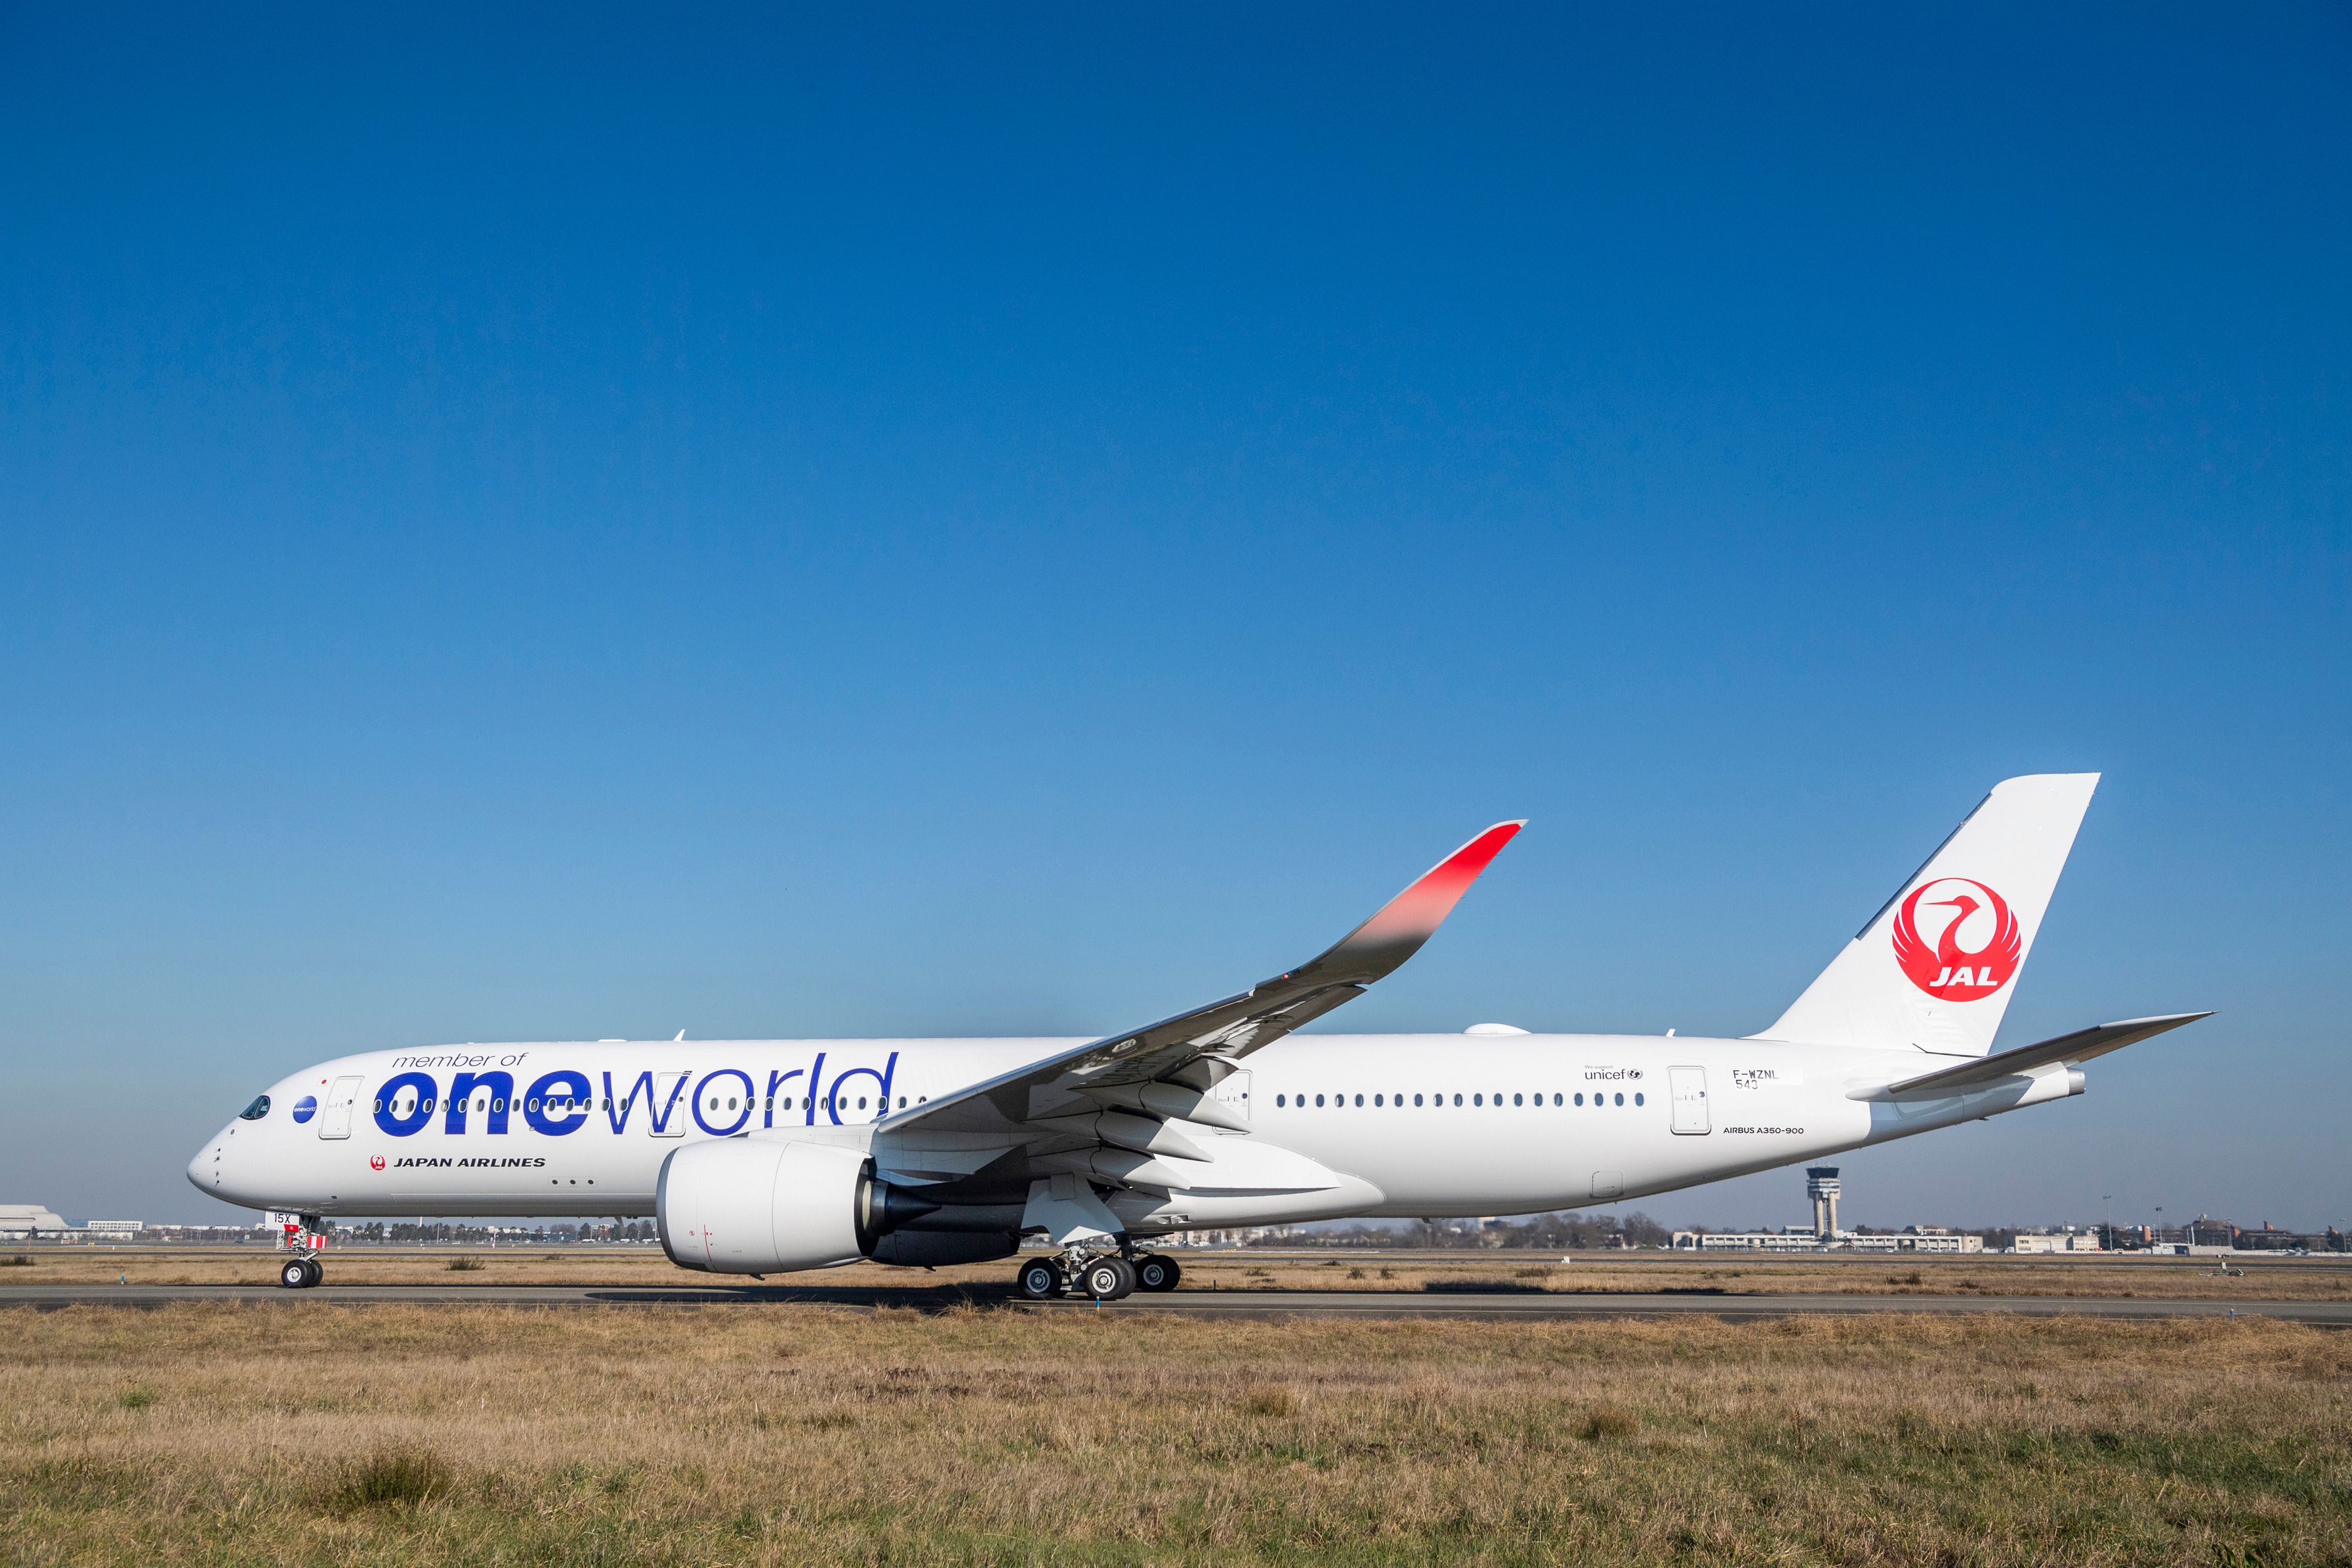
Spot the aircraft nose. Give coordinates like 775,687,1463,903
188,1132,225,1196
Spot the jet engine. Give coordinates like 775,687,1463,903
657,1138,939,1274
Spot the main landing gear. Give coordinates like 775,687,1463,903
1133,1253,1181,1292
1015,1248,1182,1302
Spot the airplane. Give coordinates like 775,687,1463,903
192,772,2206,1296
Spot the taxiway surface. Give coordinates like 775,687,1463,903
3,1280,2344,1323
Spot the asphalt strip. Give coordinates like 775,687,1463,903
1,1283,2345,1324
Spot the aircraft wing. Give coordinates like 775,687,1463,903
876,821,1523,1150
1868,1012,2211,1099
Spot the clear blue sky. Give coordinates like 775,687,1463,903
3,7,2345,1230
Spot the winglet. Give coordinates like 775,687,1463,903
1306,821,1525,983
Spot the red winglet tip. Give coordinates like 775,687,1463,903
1443,820,1524,875
1343,820,1526,950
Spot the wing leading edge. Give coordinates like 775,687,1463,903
882,821,1525,1142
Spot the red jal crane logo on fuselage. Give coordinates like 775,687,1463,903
1891,877,2021,1001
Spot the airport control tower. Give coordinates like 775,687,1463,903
1806,1167,1842,1242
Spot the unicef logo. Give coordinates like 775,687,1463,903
291,1095,318,1124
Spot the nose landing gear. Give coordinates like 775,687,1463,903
276,1213,327,1288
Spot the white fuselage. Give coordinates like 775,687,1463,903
191,1032,2075,1225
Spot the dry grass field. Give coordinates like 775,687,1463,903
12,1244,2352,1302
3,1303,2346,1566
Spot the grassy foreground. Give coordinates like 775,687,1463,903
3,1306,2347,1566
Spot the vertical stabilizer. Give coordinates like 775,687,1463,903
1752,774,2098,1055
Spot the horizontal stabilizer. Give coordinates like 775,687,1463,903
1864,1012,2211,1099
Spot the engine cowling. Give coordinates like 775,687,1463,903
867,1229,1020,1268
656,1139,938,1274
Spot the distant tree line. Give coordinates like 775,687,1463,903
344,1221,659,1243
1254,1212,1672,1249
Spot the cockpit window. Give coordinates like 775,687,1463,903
238,1094,272,1121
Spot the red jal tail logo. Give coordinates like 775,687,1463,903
1891,877,2021,1001
369,1155,386,1170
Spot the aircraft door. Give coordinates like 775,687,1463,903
319,1075,363,1140
1212,1069,1252,1123
1668,1066,1710,1135
648,1071,690,1137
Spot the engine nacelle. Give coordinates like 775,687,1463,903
867,1230,1020,1268
657,1138,938,1275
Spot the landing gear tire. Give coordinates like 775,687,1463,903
304,1258,324,1288
279,1258,317,1290
1077,1256,1136,1301
1016,1258,1065,1300
1134,1254,1180,1292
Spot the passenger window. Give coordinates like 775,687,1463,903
1513,1093,1522,1106
1634,1092,1644,1106
1373,1094,1383,1106
1474,1094,1483,1106
1353,1094,1363,1107
1414,1094,1423,1106
1614,1092,1624,1105
1315,1094,1325,1107
1553,1092,1562,1105
1575,1092,1583,1105
1453,1093,1462,1106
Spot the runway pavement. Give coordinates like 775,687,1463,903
3,1279,2345,1323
